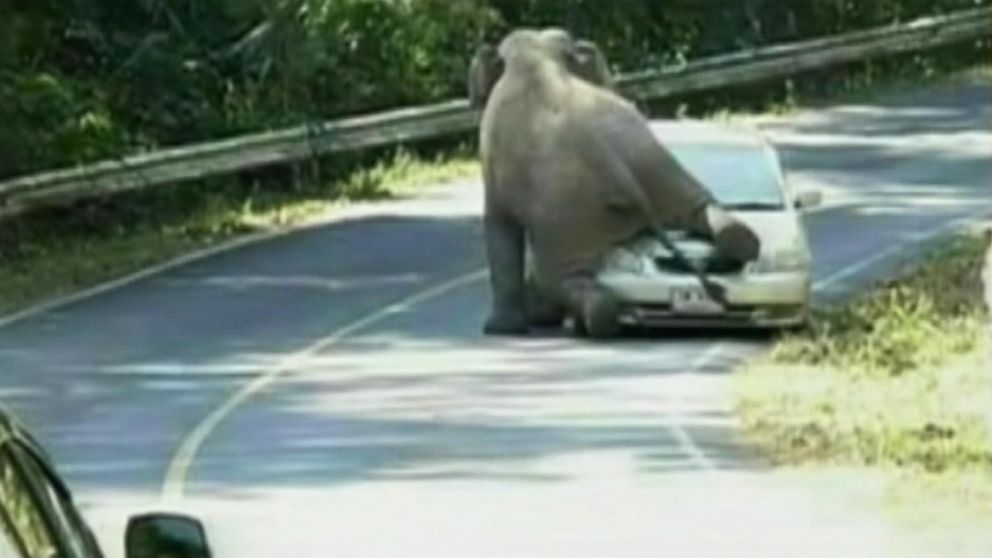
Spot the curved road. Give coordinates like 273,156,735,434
0,80,989,557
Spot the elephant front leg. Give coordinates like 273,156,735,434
483,214,529,335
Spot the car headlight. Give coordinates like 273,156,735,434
604,249,646,274
747,249,809,274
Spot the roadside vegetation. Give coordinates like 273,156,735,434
735,231,992,515
0,0,989,318
4,0,984,179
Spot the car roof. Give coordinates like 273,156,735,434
648,119,771,149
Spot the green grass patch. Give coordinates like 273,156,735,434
735,231,992,513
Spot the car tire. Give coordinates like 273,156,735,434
581,288,622,339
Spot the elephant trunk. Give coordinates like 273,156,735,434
696,205,761,263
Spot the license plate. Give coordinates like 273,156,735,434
671,287,724,314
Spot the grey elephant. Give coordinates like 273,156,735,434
470,29,760,337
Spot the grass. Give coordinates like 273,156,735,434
735,231,992,515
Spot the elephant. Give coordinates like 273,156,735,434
470,28,761,337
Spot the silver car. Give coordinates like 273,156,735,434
596,120,820,330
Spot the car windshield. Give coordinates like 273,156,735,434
667,144,787,210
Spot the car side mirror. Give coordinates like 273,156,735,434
125,513,212,558
793,190,823,210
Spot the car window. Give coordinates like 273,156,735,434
0,446,58,558
667,144,786,209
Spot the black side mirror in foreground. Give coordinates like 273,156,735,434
125,513,212,558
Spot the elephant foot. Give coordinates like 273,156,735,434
707,206,761,262
483,313,529,336
578,286,622,340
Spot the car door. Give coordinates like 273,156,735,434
0,431,102,558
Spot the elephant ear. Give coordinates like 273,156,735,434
468,44,504,110
571,40,615,90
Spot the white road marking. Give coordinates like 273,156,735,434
667,343,724,472
813,212,985,292
160,269,488,502
0,231,281,331
0,196,464,332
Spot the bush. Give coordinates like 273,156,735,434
0,0,988,179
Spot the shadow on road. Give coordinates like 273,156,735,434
185,328,766,497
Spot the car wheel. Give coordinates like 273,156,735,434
581,289,622,339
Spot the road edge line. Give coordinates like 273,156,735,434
669,342,725,472
160,268,487,502
813,212,985,292
0,192,466,332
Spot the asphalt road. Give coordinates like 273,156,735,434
0,80,989,557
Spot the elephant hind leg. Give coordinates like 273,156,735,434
483,213,529,335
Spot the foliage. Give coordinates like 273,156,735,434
736,233,992,479
0,0,988,179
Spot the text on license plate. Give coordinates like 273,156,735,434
671,287,724,314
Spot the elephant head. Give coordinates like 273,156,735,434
468,29,614,109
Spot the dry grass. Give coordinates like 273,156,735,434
735,231,992,513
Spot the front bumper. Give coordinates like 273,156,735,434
598,269,811,328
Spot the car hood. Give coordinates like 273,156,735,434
733,210,809,258
622,210,807,260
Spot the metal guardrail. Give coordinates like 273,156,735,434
0,7,988,219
